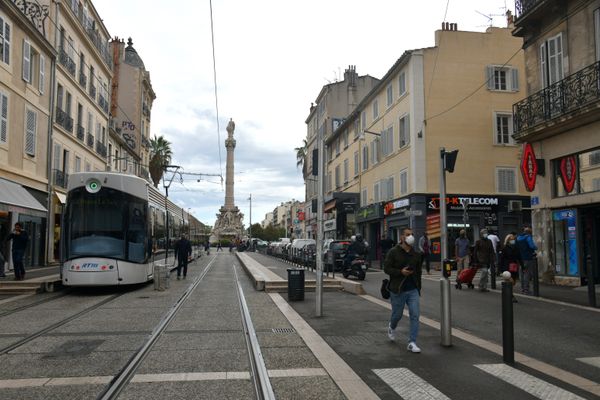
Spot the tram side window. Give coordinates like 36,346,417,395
128,202,147,263
153,207,166,251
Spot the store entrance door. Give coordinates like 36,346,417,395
582,207,600,285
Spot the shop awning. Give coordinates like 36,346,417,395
55,192,67,204
0,178,47,212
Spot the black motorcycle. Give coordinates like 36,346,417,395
342,255,367,280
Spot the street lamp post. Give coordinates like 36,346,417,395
248,194,252,243
163,165,181,265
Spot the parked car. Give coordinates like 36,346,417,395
324,239,352,271
290,239,316,263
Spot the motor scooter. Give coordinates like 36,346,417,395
342,255,367,280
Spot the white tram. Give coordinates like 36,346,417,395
61,172,185,286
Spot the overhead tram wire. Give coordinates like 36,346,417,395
209,0,224,190
426,0,451,102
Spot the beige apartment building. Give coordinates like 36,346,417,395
0,0,55,268
325,24,531,262
304,66,379,239
512,0,600,286
109,37,154,180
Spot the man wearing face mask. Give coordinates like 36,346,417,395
384,227,422,353
474,228,495,292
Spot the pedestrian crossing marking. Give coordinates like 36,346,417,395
476,363,586,400
577,357,600,369
373,368,450,400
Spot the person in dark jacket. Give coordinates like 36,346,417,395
516,227,537,295
384,227,422,353
499,233,522,303
474,229,494,292
174,235,192,280
6,222,29,281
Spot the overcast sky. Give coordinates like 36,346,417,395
94,0,512,227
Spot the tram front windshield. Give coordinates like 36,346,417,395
64,187,147,263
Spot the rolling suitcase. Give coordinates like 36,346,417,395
455,265,478,289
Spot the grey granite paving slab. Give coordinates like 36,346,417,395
153,331,246,351
0,385,103,400
10,334,148,354
271,376,347,400
53,307,165,333
261,347,321,370
256,331,306,348
119,380,255,400
136,348,250,374
0,309,79,335
166,310,242,331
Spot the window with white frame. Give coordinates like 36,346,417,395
0,15,10,65
370,139,380,165
361,188,367,206
540,33,564,88
372,99,379,119
22,39,31,82
399,71,406,96
373,182,380,203
354,151,359,176
381,126,394,157
399,115,410,148
39,55,45,93
24,107,36,156
486,65,519,91
386,84,393,107
343,159,349,183
0,91,7,144
335,165,340,188
494,112,515,145
400,169,408,195
362,145,368,171
385,176,394,200
497,167,517,193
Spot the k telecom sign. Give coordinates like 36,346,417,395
384,198,410,215
427,196,499,211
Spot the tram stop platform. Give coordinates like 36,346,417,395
0,266,62,295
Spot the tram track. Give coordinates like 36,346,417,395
0,292,125,356
0,292,70,318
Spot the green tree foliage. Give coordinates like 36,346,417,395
149,135,173,188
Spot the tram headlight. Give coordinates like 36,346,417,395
85,178,102,193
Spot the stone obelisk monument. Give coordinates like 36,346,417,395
212,119,243,240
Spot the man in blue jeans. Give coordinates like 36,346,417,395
384,227,422,353
6,222,29,280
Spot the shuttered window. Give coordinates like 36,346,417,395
39,55,45,93
381,126,394,157
385,176,394,200
400,169,408,195
343,159,349,183
497,168,517,193
540,33,564,88
362,145,368,171
361,188,367,207
354,151,359,176
25,108,36,156
486,66,519,91
0,16,10,65
0,92,7,143
399,115,410,148
22,39,31,82
53,143,61,169
373,182,380,203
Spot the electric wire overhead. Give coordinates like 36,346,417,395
209,0,224,190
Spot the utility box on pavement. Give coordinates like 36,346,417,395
287,268,305,301
154,264,170,291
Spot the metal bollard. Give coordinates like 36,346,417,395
440,278,452,347
501,272,514,365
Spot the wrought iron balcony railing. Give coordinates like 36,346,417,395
78,72,87,88
55,107,73,132
86,133,94,147
76,124,85,141
68,1,113,69
95,141,107,157
513,61,600,134
52,169,68,189
98,94,109,114
58,48,76,77
515,0,547,18
89,84,96,100
10,0,50,36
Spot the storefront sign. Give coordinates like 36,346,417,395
553,209,578,276
356,203,383,223
324,219,336,232
521,143,538,192
427,196,499,211
384,198,410,215
559,155,577,194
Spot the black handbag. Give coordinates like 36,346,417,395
380,278,390,299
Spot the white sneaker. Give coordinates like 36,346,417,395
407,342,421,353
387,324,396,341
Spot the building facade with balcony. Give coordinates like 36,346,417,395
109,37,155,181
45,0,113,262
0,0,56,268
512,0,600,286
304,66,379,239
326,24,531,263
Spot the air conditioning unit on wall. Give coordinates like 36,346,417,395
508,200,522,212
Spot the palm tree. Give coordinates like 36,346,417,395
295,138,307,176
149,135,173,187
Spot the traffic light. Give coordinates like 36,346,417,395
444,149,459,173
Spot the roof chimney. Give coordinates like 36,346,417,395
441,22,458,31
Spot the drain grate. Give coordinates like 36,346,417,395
272,328,296,334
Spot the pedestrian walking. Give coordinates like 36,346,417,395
499,233,521,303
384,227,422,353
204,240,210,255
0,249,6,278
418,232,431,275
473,229,494,292
487,230,500,275
217,242,222,252
174,234,192,280
454,229,470,273
5,222,29,280
516,227,537,295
